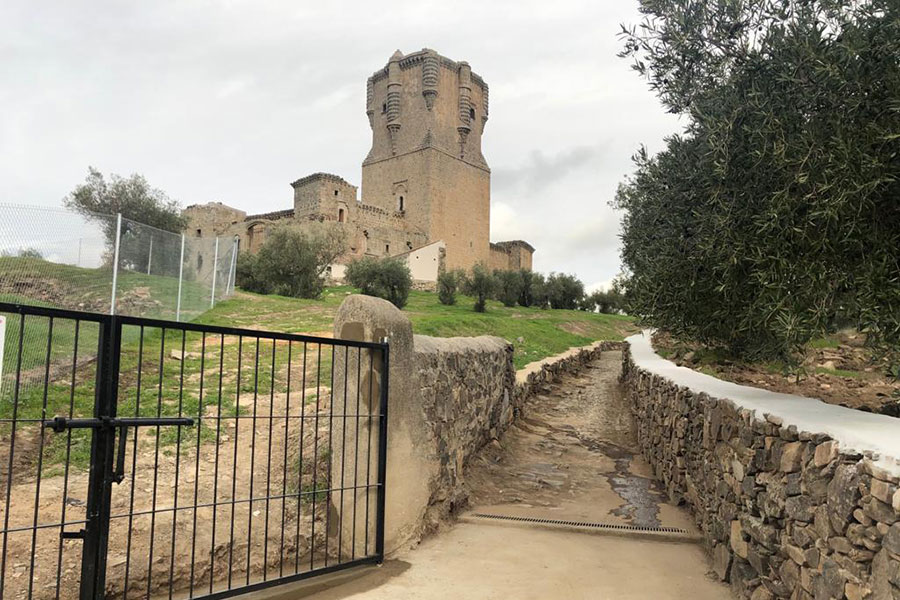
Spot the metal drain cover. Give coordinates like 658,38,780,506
469,513,689,535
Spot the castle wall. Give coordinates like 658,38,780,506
426,149,490,270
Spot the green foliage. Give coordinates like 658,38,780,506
1,247,44,259
437,270,459,305
236,224,345,299
493,269,524,307
64,167,188,273
345,256,412,309
584,289,626,315
463,264,495,313
530,272,549,309
517,269,538,307
616,0,900,361
544,273,584,310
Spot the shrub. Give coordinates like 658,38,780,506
493,269,523,307
236,224,345,298
545,273,584,310
437,270,458,305
463,264,494,313
345,256,412,309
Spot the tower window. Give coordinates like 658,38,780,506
385,244,390,254
338,208,345,223
469,107,475,119
382,103,387,114
196,228,202,237
398,195,404,211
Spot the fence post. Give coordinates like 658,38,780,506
209,237,219,309
109,213,122,315
225,238,237,296
146,236,153,275
176,234,185,321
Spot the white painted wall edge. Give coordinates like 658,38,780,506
626,330,900,476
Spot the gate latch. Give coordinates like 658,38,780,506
44,416,195,483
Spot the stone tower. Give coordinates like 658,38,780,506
361,49,491,270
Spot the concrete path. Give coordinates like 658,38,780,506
264,351,731,600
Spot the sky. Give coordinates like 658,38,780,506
0,0,681,292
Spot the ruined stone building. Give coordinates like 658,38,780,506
184,49,534,281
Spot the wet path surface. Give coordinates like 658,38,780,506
278,350,731,600
466,350,695,532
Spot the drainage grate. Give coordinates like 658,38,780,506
469,513,689,534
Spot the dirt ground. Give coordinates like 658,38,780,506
465,350,696,531
652,331,899,415
0,386,377,600
271,351,730,600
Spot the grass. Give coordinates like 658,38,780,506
2,275,635,474
198,288,637,369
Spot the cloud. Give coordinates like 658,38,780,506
0,0,680,289
493,146,597,193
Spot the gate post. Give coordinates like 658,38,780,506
330,295,436,558
78,316,121,599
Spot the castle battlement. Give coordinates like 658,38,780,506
184,49,533,277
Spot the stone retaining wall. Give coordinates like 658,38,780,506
415,337,621,529
621,332,900,600
330,294,624,552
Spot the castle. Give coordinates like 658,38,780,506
185,49,534,282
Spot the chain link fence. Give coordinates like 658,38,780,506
0,204,238,401
0,204,236,320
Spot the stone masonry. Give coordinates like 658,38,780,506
621,334,900,600
184,49,535,277
327,294,615,553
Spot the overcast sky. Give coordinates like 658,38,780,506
0,0,680,291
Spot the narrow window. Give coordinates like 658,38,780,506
334,189,339,196
196,228,202,237
382,103,387,114
469,107,475,120
398,195,404,211
385,244,390,255
338,208,345,223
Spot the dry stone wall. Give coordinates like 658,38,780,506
413,337,620,530
621,332,900,600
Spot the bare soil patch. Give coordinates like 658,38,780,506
0,386,376,600
651,331,899,415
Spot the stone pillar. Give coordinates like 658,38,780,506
328,295,436,557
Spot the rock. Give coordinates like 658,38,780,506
894,488,900,515
872,549,900,600
786,495,815,523
871,479,899,506
731,520,749,559
814,441,839,468
884,523,900,556
750,585,774,600
713,542,733,581
845,582,872,600
863,498,898,526
785,543,807,566
780,441,804,473
828,464,861,533
779,558,800,591
828,536,854,554
813,557,846,600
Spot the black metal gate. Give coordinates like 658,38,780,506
0,301,388,600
